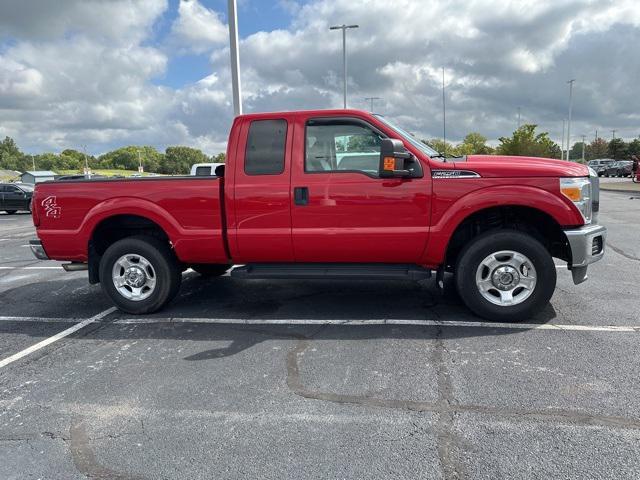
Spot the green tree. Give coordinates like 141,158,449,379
0,136,27,171
162,146,209,174
627,138,640,158
457,133,494,155
497,124,561,159
569,142,587,162
98,146,163,172
608,138,628,160
212,152,226,163
585,138,609,160
423,139,460,156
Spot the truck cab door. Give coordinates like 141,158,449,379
229,118,295,263
290,116,430,263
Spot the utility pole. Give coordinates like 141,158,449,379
561,119,566,160
329,24,359,109
364,96,381,113
566,79,575,160
611,129,617,159
30,155,35,170
82,145,90,178
137,149,144,174
595,129,598,142
517,107,521,128
581,134,586,162
611,129,616,140
442,67,446,157
228,0,242,116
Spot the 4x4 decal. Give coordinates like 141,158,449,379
42,196,61,219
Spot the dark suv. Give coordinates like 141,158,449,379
0,183,34,214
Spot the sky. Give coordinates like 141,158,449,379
1,0,639,156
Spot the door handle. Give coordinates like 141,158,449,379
294,186,309,206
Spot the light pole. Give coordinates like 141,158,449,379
581,134,586,162
228,0,242,116
566,79,575,160
30,155,35,171
517,107,521,128
329,24,359,108
364,96,381,112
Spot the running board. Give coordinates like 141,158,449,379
230,263,431,281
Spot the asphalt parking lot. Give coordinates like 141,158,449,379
1,190,639,480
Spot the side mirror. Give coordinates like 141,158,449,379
379,138,414,178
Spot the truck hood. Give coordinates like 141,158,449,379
453,155,589,178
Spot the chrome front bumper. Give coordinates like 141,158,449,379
564,224,607,284
29,239,49,260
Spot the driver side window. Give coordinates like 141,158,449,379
305,120,382,176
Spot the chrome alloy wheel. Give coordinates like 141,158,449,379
112,254,157,301
475,250,537,306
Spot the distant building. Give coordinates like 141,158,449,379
20,171,56,184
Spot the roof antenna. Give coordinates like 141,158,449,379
442,67,446,158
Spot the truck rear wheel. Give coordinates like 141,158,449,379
99,235,181,314
454,230,556,322
190,264,230,277
4,210,16,215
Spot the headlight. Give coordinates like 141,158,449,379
560,177,592,224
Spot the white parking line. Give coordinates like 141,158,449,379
0,316,81,323
1,314,638,333
0,266,62,270
0,307,116,369
109,317,640,332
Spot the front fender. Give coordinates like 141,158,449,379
422,185,583,265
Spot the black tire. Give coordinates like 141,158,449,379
454,230,556,322
190,264,230,277
99,235,181,314
5,210,16,215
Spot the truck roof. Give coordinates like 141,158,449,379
236,109,373,120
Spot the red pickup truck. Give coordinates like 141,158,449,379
30,109,606,321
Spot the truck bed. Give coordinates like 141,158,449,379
33,176,228,264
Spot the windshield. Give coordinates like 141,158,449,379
374,114,440,157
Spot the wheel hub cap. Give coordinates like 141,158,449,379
492,265,520,290
125,267,146,288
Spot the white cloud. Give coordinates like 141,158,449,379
170,0,228,54
2,0,640,156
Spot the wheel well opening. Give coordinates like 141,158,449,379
88,215,171,283
445,206,570,271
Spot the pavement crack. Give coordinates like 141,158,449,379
434,326,466,480
69,420,147,480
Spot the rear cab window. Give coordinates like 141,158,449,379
244,119,287,175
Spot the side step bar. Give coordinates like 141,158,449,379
230,263,431,281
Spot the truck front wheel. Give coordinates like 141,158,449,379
99,235,181,314
455,230,556,322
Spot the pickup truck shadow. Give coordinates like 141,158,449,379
0,273,557,361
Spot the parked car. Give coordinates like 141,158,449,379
190,162,225,176
29,109,606,321
0,183,33,214
615,160,633,177
588,159,615,176
603,162,620,177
